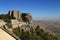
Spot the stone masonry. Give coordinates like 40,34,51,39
8,10,22,20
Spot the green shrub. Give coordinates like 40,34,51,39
12,28,20,37
13,25,57,40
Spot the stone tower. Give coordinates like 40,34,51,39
8,10,21,19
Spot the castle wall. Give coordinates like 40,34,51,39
13,11,18,19
11,19,19,28
9,10,21,19
11,19,27,28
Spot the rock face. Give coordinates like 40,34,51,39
25,13,32,23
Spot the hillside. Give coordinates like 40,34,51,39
13,25,57,40
33,20,60,40
0,11,58,40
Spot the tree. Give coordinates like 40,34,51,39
12,28,20,37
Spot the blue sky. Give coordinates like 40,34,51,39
0,0,60,20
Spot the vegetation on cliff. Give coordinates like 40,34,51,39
12,25,57,40
0,14,15,23
0,14,15,28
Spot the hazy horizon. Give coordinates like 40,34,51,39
0,0,60,20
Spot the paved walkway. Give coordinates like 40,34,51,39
0,28,16,40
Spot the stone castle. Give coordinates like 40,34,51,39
0,10,33,40
8,10,32,22
0,10,32,28
8,10,21,19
